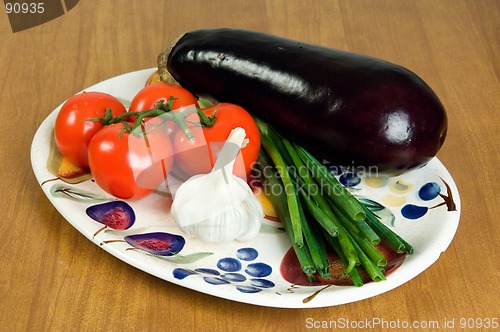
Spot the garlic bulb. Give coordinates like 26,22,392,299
171,127,263,242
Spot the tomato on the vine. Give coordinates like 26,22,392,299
54,91,127,168
128,82,199,140
173,103,261,181
88,122,174,200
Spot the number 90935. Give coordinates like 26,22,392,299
5,2,44,14
459,317,498,329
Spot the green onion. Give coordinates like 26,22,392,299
256,152,315,277
254,119,413,286
323,234,364,287
258,120,303,247
363,206,414,254
283,136,364,272
353,218,381,244
295,145,366,221
282,137,339,236
346,231,386,282
329,203,387,267
294,176,359,273
299,206,330,279
298,188,338,237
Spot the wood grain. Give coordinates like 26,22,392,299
1,1,498,331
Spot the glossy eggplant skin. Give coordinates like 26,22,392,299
160,28,447,173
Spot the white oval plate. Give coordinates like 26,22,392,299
31,68,461,308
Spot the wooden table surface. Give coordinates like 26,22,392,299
1,1,499,331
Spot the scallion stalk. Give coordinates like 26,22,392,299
299,205,330,279
354,218,381,244
323,234,364,287
329,203,387,267
346,232,386,282
282,137,339,236
290,164,359,273
294,145,366,221
258,121,303,247
298,189,338,237
256,153,315,278
363,206,414,254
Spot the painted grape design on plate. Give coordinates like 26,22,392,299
173,247,275,294
339,172,361,187
418,182,441,200
236,247,258,261
221,273,247,282
401,204,429,219
217,258,242,272
245,263,272,277
401,179,456,219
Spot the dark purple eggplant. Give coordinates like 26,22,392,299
158,28,447,173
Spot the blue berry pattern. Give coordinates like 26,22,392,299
173,247,275,294
401,179,455,219
418,182,441,201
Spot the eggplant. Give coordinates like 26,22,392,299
158,28,447,173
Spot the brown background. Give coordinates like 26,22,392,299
1,0,499,331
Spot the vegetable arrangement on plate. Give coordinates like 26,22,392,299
53,28,447,286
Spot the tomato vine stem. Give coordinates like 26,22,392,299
87,97,198,140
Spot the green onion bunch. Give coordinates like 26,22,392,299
255,120,413,285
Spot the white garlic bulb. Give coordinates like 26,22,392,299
171,127,263,242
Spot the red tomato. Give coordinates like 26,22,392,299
88,122,174,200
54,91,127,168
128,82,199,141
128,82,198,113
173,103,261,181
